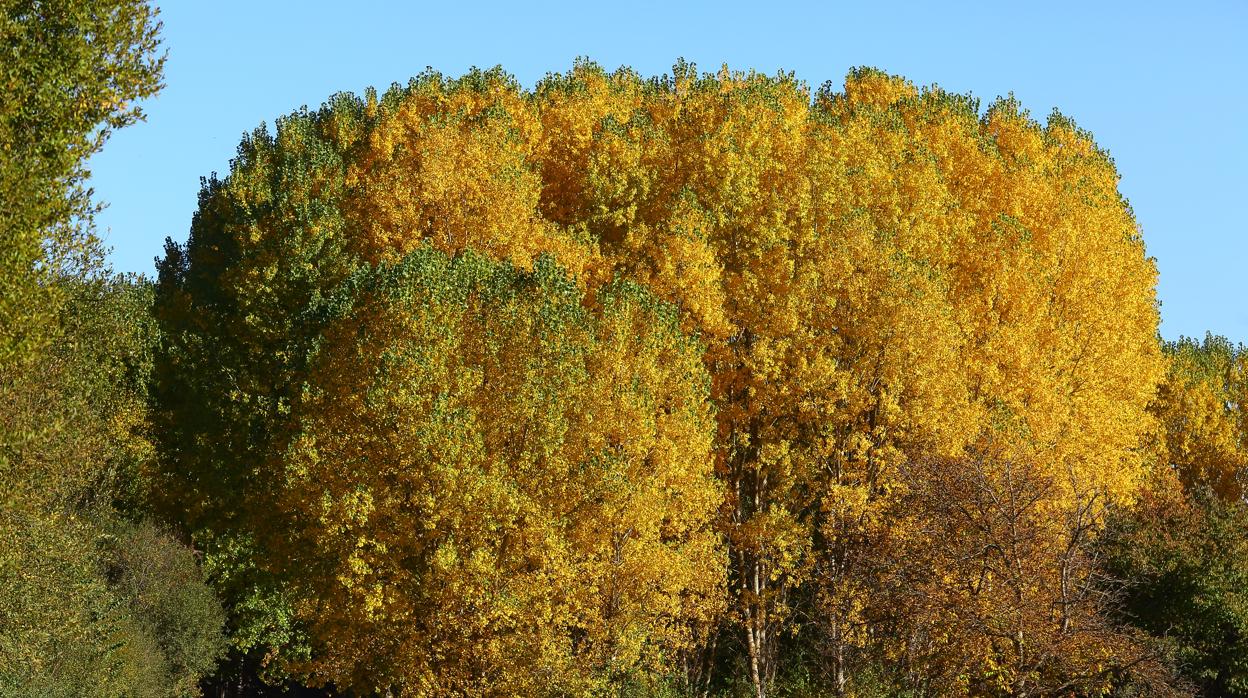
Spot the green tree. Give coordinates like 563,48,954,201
0,0,164,369
102,519,228,697
1,277,226,696
0,276,156,512
0,6,229,692
1102,474,1248,696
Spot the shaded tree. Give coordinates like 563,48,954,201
1102,472,1248,696
866,450,1181,696
0,277,225,696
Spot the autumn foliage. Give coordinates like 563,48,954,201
151,61,1171,695
275,252,721,693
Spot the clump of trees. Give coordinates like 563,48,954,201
1098,335,1248,698
7,2,1248,693
149,60,1193,696
0,275,227,695
1,2,225,694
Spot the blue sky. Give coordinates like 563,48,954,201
89,1,1247,343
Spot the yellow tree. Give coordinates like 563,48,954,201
1151,334,1248,501
155,61,1165,696
275,251,723,694
158,239,723,693
149,71,615,686
800,71,1163,691
533,63,974,694
533,63,828,691
342,69,593,275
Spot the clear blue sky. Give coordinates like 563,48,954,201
88,1,1247,343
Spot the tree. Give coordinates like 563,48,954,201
0,11,208,686
531,62,1161,695
0,277,226,696
155,61,1164,695
1151,334,1248,501
0,0,163,369
155,245,723,694
0,276,157,513
1101,475,1248,696
866,450,1181,697
1105,332,1248,695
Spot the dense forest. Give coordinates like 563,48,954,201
3,2,1248,697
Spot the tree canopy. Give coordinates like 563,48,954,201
18,0,1245,689
0,0,163,368
1,4,225,696
152,61,1166,696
